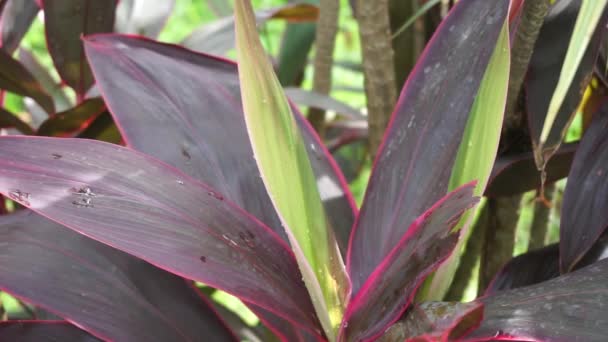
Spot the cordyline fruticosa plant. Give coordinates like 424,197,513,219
0,0,608,341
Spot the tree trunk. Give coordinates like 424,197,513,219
308,0,340,133
355,0,397,160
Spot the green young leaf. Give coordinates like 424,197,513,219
540,0,608,148
421,19,511,300
233,1,348,340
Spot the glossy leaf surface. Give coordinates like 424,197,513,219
347,0,509,293
426,18,510,300
528,0,606,168
0,210,237,341
43,0,117,97
560,105,608,272
235,1,346,338
0,137,321,335
114,0,174,38
340,184,478,342
37,98,106,136
468,259,608,341
83,35,355,255
0,0,38,53
0,322,99,342
0,49,54,114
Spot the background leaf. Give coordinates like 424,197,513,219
114,0,175,38
484,142,577,197
43,0,118,98
0,49,54,114
540,0,608,145
37,98,106,136
182,4,318,56
0,210,237,341
0,0,39,53
527,0,606,168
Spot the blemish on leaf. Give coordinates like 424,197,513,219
8,189,30,206
207,191,224,200
73,186,96,197
181,146,191,161
72,197,93,208
200,256,207,263
51,153,62,159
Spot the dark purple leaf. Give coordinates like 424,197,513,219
0,0,39,53
340,184,478,342
251,304,322,342
0,136,322,336
209,303,275,342
83,34,356,255
487,234,608,295
0,107,34,134
526,0,606,168
43,0,117,98
485,244,560,295
467,258,608,341
0,210,237,341
18,48,72,112
0,49,54,114
484,142,577,198
37,98,105,136
0,321,99,342
380,302,484,341
560,105,608,272
114,0,175,38
347,0,509,293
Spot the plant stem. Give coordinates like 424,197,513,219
308,0,340,133
445,204,487,301
503,0,551,131
529,184,555,250
355,0,398,160
478,195,522,294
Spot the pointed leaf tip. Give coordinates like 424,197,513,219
234,0,348,339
